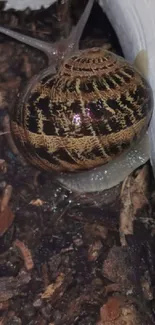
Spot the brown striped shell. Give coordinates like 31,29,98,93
11,47,153,172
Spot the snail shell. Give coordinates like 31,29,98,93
11,47,152,173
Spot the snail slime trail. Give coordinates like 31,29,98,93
0,0,153,192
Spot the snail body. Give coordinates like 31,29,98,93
0,0,153,192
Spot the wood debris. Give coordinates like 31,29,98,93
0,160,7,174
2,114,19,155
29,198,46,206
119,165,150,245
14,239,34,271
0,205,14,236
41,273,65,300
97,295,151,325
0,184,12,212
0,270,31,302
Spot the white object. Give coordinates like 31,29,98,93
4,0,56,11
99,0,155,177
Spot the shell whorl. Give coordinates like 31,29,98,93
11,48,153,173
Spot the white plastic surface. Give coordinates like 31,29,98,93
99,0,155,177
4,0,56,10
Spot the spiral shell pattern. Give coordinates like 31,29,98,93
11,48,153,172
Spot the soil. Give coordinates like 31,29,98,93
0,1,155,324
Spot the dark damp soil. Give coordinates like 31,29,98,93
0,1,155,324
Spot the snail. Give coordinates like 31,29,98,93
0,0,154,193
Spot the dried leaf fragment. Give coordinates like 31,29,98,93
120,165,150,245
97,295,150,325
0,301,9,310
29,198,46,206
0,205,14,236
0,185,12,212
88,240,103,261
100,296,122,322
41,273,65,299
0,160,7,174
14,239,34,271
